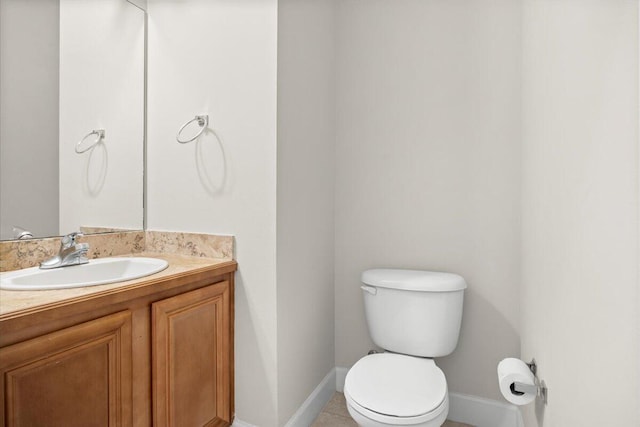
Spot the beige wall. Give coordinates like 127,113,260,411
146,1,279,425
147,2,336,425
145,2,639,425
521,1,639,426
276,1,336,423
334,0,522,401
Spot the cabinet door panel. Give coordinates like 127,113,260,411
0,311,132,427
152,281,231,427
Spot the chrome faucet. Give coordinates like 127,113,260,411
12,226,33,240
40,232,90,269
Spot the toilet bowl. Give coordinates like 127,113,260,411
344,353,448,427
345,269,467,427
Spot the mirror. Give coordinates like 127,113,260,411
0,0,146,241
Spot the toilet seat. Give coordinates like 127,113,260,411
344,353,448,425
345,390,448,426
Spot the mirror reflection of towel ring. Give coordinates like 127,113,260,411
75,129,105,154
177,115,209,143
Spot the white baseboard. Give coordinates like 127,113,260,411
237,368,523,427
335,367,348,392
284,368,336,427
445,392,523,427
335,366,523,427
231,418,259,427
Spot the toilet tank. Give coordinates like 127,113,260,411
361,269,467,358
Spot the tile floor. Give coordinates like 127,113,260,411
311,393,473,427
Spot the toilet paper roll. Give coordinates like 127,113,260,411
497,358,537,406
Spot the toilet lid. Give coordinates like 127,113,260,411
345,353,447,418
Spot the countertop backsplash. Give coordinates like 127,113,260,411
0,231,234,272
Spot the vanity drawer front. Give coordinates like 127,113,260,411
0,310,132,427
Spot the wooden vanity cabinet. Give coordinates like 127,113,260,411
152,281,232,427
0,311,133,427
0,264,235,427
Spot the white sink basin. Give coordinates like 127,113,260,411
0,257,169,291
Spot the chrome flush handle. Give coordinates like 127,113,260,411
361,285,377,295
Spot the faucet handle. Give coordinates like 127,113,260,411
76,242,90,252
61,231,83,248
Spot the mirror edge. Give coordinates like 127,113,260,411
1,0,148,242
126,0,147,11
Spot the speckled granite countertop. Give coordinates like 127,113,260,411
0,252,235,317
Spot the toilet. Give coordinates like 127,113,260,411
344,269,467,427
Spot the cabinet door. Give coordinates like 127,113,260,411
152,281,232,427
0,311,132,427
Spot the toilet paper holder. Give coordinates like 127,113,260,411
512,359,548,404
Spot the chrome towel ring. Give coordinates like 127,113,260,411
75,129,105,154
177,115,209,143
